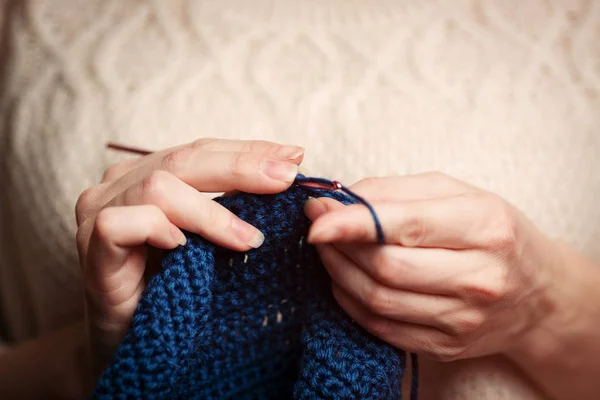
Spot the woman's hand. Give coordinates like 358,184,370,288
304,172,561,362
75,138,304,382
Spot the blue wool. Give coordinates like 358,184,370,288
92,177,416,399
294,175,386,245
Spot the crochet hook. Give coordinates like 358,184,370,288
106,142,153,156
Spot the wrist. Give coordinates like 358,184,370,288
505,239,565,362
505,240,600,399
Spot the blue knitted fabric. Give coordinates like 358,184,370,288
92,180,408,399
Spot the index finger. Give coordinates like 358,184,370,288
307,194,501,249
153,149,301,193
103,139,305,183
349,172,476,203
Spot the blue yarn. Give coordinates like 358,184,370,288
92,175,418,399
410,352,419,400
294,175,386,245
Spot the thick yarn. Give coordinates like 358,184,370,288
92,178,411,399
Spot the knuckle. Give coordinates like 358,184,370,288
476,279,509,304
363,284,391,314
146,205,166,231
101,162,125,183
396,216,427,247
447,311,485,336
458,272,509,305
204,204,226,232
366,315,393,337
457,312,485,336
93,208,118,242
228,151,252,178
161,148,194,173
482,195,519,251
371,249,403,287
432,345,466,363
420,170,472,192
428,336,468,362
486,276,509,302
140,170,171,203
75,186,101,224
190,138,215,150
243,140,270,153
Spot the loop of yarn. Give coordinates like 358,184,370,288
294,175,386,245
92,175,418,399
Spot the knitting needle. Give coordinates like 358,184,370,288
106,142,343,194
294,180,342,191
106,142,385,243
106,142,153,156
107,142,343,194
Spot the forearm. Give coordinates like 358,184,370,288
508,242,600,400
0,320,90,399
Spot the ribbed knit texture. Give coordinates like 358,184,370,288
93,184,407,399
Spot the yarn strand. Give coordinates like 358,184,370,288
411,352,419,400
294,175,386,245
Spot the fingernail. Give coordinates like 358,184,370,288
304,197,327,220
277,145,304,160
262,161,298,182
171,226,187,246
232,218,265,248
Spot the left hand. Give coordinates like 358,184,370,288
304,172,561,362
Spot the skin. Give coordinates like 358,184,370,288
74,138,306,388
1,138,306,399
1,144,598,399
304,173,600,400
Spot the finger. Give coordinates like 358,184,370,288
75,184,111,226
189,138,305,162
316,244,462,328
112,170,265,251
86,247,148,335
349,172,477,202
86,205,185,295
103,139,304,193
334,244,491,297
148,149,300,193
101,159,139,183
113,138,304,169
85,206,165,349
303,196,346,221
308,194,496,248
331,284,456,359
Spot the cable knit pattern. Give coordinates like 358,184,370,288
1,1,599,399
93,185,407,399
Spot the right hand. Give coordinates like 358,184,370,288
74,138,304,383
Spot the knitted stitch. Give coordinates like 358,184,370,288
92,178,409,399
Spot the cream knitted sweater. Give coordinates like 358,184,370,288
1,1,599,398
